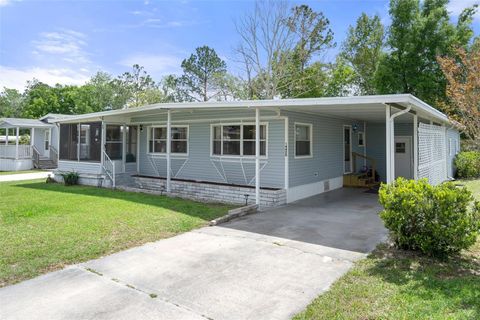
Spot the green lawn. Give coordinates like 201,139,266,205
0,169,44,175
295,179,480,320
0,179,233,287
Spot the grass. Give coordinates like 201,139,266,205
0,169,45,175
294,179,480,320
0,179,233,287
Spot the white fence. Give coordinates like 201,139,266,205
0,145,32,159
418,123,447,185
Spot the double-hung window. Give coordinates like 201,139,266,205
295,123,312,157
212,124,266,157
149,126,188,154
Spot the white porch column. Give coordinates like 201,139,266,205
100,122,105,167
30,128,35,147
255,108,260,205
5,128,8,145
15,126,19,159
385,106,391,183
413,114,418,180
122,124,126,173
166,109,172,192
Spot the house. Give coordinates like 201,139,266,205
0,114,71,171
51,94,461,207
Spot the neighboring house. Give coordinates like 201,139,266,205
51,94,461,207
0,114,72,171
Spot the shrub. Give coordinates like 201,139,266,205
455,151,480,178
60,171,80,186
379,178,480,256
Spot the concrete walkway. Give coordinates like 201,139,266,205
0,188,387,320
0,171,52,182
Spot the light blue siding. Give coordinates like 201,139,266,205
365,122,414,182
137,117,286,188
284,111,365,187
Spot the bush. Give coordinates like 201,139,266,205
379,178,480,256
60,171,80,186
455,151,480,178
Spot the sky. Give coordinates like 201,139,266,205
0,0,479,91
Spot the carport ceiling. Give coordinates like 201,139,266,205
279,103,413,123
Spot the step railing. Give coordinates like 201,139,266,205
49,145,58,166
32,146,41,168
102,150,115,188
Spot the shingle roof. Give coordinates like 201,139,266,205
0,118,54,128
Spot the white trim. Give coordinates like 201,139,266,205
413,114,418,180
284,117,289,189
209,122,269,158
343,125,353,174
294,122,313,159
363,121,367,167
255,108,260,205
286,176,343,203
51,94,450,126
449,138,453,156
146,124,189,156
386,105,392,183
136,125,140,173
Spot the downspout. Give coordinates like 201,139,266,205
385,104,412,183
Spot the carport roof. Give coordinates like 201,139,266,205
51,94,451,125
0,118,54,129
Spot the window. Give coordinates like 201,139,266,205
295,123,312,157
44,129,50,150
148,126,188,154
59,124,78,161
358,132,365,147
211,124,267,156
105,125,123,160
395,142,406,154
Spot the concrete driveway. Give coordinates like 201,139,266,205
0,188,387,320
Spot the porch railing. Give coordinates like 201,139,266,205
0,145,32,159
102,150,116,188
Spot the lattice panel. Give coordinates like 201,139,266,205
418,123,447,185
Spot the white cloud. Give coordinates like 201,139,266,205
119,53,183,76
448,0,480,20
0,0,20,7
32,29,90,65
0,66,90,91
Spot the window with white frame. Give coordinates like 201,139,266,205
211,124,266,156
148,126,188,154
358,132,365,147
295,123,312,157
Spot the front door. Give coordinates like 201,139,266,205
394,136,412,179
344,125,352,173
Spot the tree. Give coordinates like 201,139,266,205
235,0,293,99
341,13,384,95
117,64,160,107
277,5,335,98
236,2,335,99
0,88,24,118
178,46,228,101
438,42,480,149
287,4,334,72
21,80,61,118
375,0,477,108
